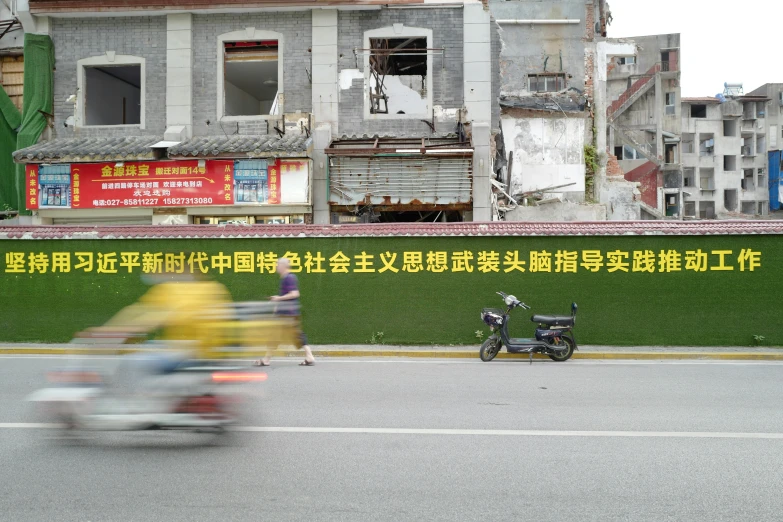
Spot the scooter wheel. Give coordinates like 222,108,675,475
548,336,575,362
479,339,501,362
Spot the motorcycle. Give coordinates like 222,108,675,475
27,338,266,440
479,291,578,363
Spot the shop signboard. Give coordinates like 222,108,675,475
26,158,310,210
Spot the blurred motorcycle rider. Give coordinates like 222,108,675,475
81,264,234,369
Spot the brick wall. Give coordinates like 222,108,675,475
52,16,167,138
192,12,312,136
337,8,464,137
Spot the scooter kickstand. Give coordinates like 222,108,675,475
529,352,533,365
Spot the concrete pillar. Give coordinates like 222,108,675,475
311,9,339,135
472,122,492,222
14,0,50,35
312,123,332,224
165,14,193,141
463,3,492,125
654,73,663,163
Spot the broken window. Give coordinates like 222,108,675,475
691,104,707,118
618,56,635,65
223,40,280,117
84,65,141,126
665,92,675,115
528,73,566,93
369,37,428,115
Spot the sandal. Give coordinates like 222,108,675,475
253,360,270,367
299,360,315,366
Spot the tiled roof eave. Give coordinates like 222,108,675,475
1,221,782,240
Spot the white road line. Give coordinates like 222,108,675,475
3,423,783,439
0,355,782,366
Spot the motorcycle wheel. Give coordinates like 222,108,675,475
548,336,575,362
479,338,501,362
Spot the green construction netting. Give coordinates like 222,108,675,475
0,85,21,211
15,33,54,214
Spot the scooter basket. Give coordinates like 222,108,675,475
481,308,505,327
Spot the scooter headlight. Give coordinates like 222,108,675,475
504,295,517,307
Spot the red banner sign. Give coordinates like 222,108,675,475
72,160,234,209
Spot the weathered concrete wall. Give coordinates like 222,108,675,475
504,200,606,221
501,114,586,195
489,0,587,96
599,178,642,220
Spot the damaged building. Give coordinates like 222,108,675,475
605,33,682,219
680,87,770,219
486,0,618,221
3,0,498,225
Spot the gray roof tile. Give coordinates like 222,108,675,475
13,136,163,163
168,134,312,158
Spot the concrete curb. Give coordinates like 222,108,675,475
1,347,782,361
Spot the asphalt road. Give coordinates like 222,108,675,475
1,356,783,521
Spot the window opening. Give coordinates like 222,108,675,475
85,65,141,125
724,155,737,172
741,201,755,215
684,201,696,218
683,168,695,187
665,92,675,115
757,168,766,189
691,104,707,118
723,119,737,137
528,73,566,93
224,41,279,117
699,134,714,156
699,201,715,219
724,189,738,212
699,168,715,190
369,37,428,115
618,56,635,65
742,169,755,191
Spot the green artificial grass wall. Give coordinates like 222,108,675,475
0,235,780,346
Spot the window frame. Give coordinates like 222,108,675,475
76,54,146,129
363,26,433,120
528,73,566,93
216,29,285,122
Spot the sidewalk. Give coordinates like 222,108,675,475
1,343,781,360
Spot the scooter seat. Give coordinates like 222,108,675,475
531,314,574,327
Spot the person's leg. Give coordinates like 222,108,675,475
297,321,315,365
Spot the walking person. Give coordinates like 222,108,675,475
254,257,315,367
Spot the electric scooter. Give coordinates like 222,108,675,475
479,291,578,363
